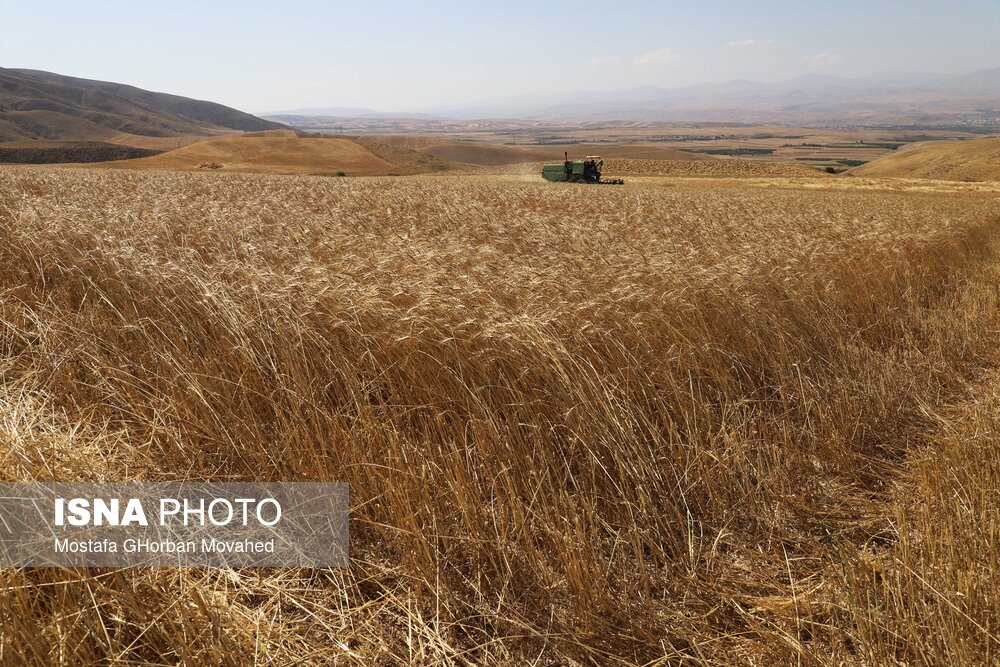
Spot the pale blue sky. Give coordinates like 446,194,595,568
1,1,998,113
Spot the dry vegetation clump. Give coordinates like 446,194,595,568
839,363,1000,666
0,166,998,664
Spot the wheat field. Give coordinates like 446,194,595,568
0,167,998,665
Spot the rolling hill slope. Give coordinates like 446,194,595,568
851,137,1000,181
88,135,434,175
0,67,284,142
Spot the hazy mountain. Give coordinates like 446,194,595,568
362,69,993,127
496,68,1000,126
268,69,1000,129
261,106,438,120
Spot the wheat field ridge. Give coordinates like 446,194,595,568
1,166,999,665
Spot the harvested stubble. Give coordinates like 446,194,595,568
603,157,825,178
0,167,998,664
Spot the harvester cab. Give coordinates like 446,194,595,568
541,152,624,185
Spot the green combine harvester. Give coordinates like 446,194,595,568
541,152,624,185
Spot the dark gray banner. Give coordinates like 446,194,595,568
0,483,348,568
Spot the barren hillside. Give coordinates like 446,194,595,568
852,137,1000,181
0,67,283,142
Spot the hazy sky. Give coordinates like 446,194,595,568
2,0,998,113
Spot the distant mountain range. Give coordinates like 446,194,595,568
507,69,1000,126
265,69,1000,128
261,106,437,120
0,68,284,142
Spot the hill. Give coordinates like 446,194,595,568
0,67,284,142
851,137,1000,181
88,135,439,175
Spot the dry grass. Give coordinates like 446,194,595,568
838,365,1000,666
0,166,998,664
